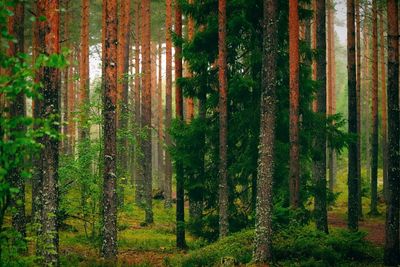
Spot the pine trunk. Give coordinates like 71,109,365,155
253,0,277,262
157,42,164,194
142,0,153,224
80,0,90,141
347,0,359,231
289,0,300,209
383,0,399,264
101,0,118,259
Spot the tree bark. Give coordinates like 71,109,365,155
347,0,359,231
7,0,26,239
314,0,328,234
383,0,399,265
175,1,186,249
141,0,153,224
253,0,277,262
101,0,118,259
289,0,300,209
369,0,379,216
62,0,70,154
164,0,173,209
36,0,61,264
157,41,164,194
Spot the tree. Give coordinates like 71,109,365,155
101,0,118,259
253,0,278,262
142,0,153,224
369,0,379,216
314,0,328,234
347,0,359,231
7,0,26,239
62,0,70,154
218,0,229,238
164,0,173,208
157,41,164,194
36,0,61,264
383,0,399,264
80,0,90,141
175,0,186,248
186,1,195,122
289,0,300,209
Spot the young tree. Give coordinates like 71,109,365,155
175,1,186,248
369,0,379,216
36,0,61,264
164,0,173,208
383,0,399,264
101,0,118,259
142,0,153,224
347,0,359,231
253,0,278,262
289,0,300,209
7,0,26,239
314,0,328,234
218,0,229,238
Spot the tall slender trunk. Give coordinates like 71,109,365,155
101,0,118,259
175,1,186,248
67,46,76,154
379,7,388,203
151,42,158,190
384,0,399,265
253,0,277,262
157,41,164,193
37,0,61,264
7,1,26,239
355,0,362,218
347,0,359,231
134,0,143,205
186,2,195,121
141,0,153,224
80,0,90,141
369,0,379,216
289,0,300,209
164,0,173,208
327,0,336,192
314,0,328,234
62,0,70,154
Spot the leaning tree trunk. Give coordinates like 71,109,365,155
101,0,118,260
369,0,379,216
37,0,61,264
289,0,300,209
253,0,277,262
175,1,186,249
383,0,399,265
314,0,328,234
347,0,359,232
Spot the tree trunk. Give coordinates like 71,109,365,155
253,0,277,262
347,0,359,231
7,1,26,239
186,2,195,121
101,0,118,260
383,0,399,265
289,0,300,209
134,0,143,205
175,1,186,249
369,0,379,216
157,41,164,194
164,0,173,209
379,7,388,203
141,0,153,224
314,0,328,234
37,0,61,264
218,0,229,239
355,0,362,218
80,0,90,141
62,0,70,154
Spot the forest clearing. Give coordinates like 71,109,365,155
0,0,399,266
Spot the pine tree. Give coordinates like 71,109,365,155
253,0,277,262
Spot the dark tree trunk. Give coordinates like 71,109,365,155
253,0,277,262
369,0,379,216
7,0,26,239
101,0,118,260
383,0,399,265
36,0,61,264
141,0,153,224
314,0,328,234
347,0,359,232
164,0,173,209
289,0,300,209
